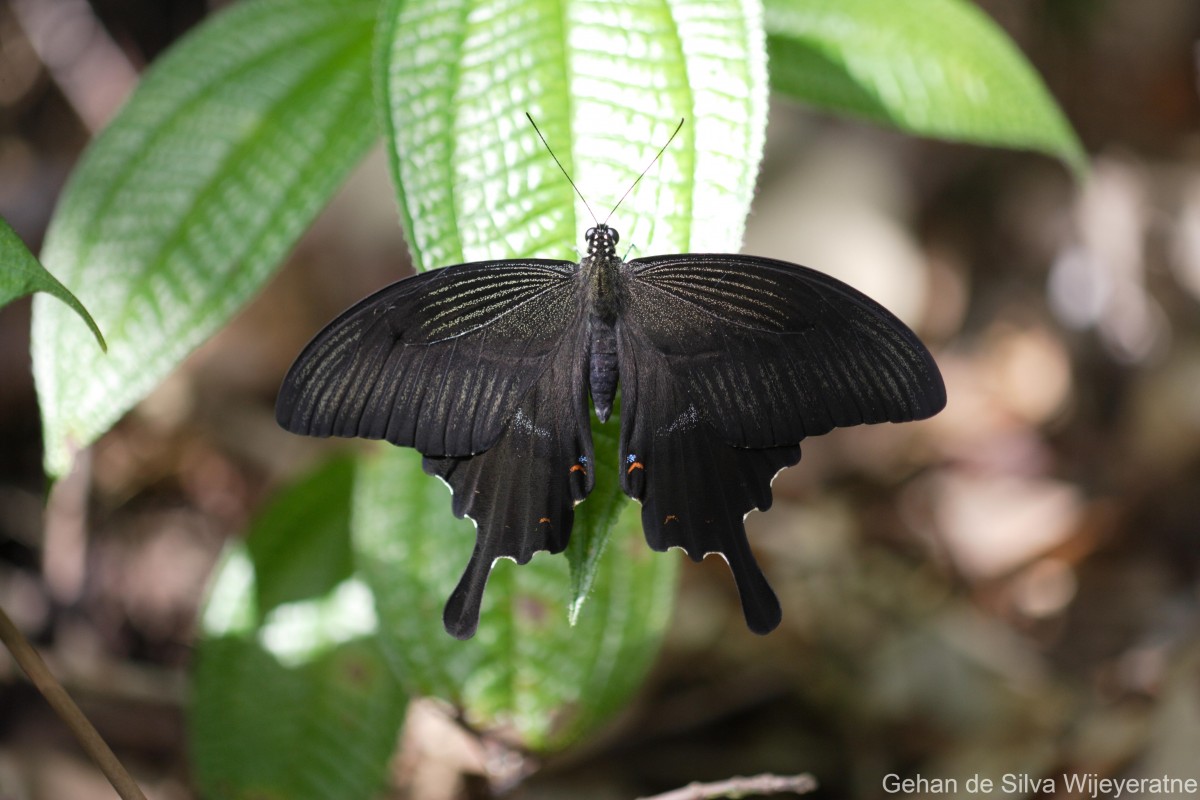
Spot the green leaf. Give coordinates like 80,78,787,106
193,633,402,800
193,551,406,800
353,443,678,751
361,0,767,747
192,456,407,800
565,409,633,622
245,454,357,617
374,0,766,634
0,217,105,351
32,0,378,477
764,0,1086,174
376,0,768,271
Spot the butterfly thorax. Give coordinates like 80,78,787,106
582,224,624,422
583,224,623,322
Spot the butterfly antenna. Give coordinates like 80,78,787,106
526,113,600,226
603,117,685,225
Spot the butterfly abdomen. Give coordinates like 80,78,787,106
581,229,625,424
587,316,619,423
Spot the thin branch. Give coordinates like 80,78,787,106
0,604,148,800
637,772,818,800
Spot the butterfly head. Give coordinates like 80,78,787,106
585,224,620,258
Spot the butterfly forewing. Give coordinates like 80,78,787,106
276,259,580,456
622,254,946,448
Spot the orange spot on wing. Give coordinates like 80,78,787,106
664,514,679,524
538,517,551,524
570,464,587,475
626,461,644,474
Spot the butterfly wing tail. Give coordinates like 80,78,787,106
443,539,492,640
720,512,784,635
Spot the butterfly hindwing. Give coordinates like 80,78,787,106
617,324,800,634
423,317,595,639
622,254,946,448
276,259,580,456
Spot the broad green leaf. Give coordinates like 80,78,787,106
192,457,407,800
353,441,678,751
0,217,105,351
32,0,378,477
376,0,768,269
193,549,405,800
245,454,357,616
374,0,767,637
764,0,1086,174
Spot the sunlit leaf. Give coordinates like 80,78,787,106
32,0,377,476
764,0,1086,173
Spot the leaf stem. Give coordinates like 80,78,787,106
0,604,148,800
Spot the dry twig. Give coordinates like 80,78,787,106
0,604,148,800
637,772,818,800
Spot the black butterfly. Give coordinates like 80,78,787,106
277,122,945,639
276,217,945,639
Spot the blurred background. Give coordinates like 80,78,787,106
2,0,1200,798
